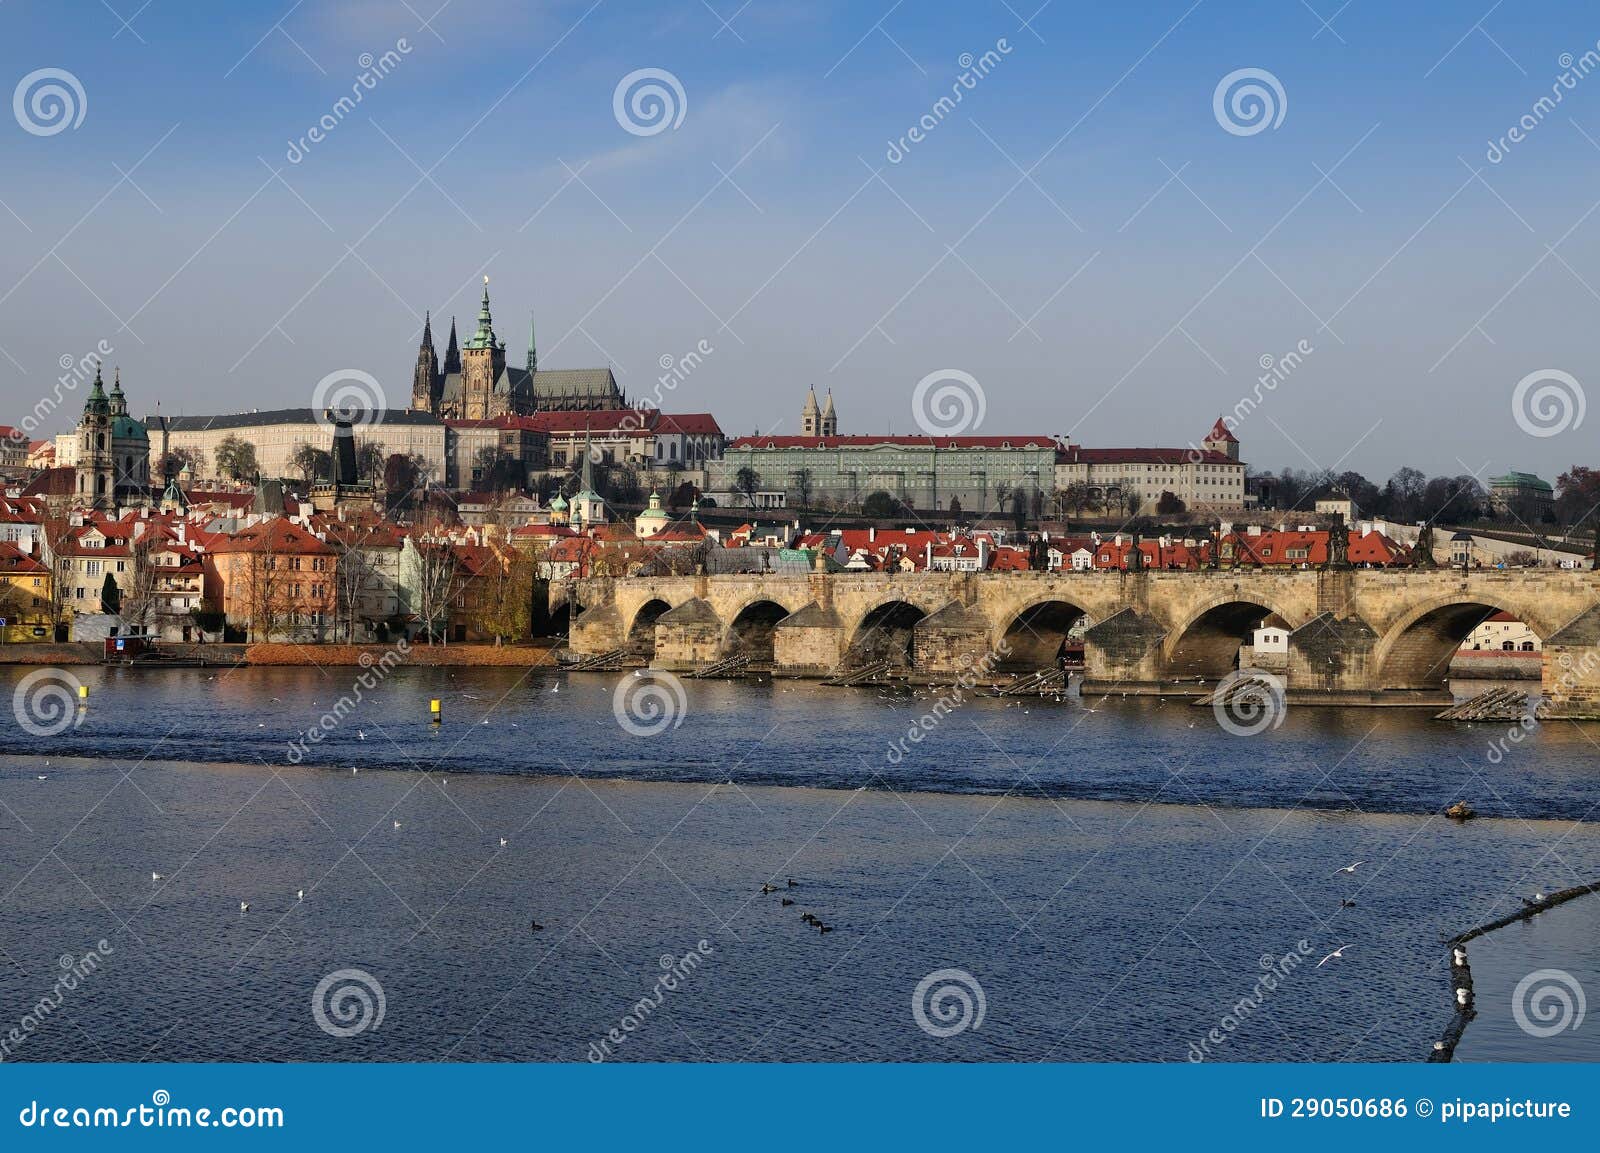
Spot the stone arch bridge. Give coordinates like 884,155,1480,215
559,569,1600,707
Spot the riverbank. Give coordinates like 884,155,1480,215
0,640,561,667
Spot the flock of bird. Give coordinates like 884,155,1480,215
1318,859,1367,967
760,878,833,933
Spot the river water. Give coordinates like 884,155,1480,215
0,664,1595,1062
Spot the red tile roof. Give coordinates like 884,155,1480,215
729,434,1060,450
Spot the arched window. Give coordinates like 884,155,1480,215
1502,640,1514,651
1520,641,1535,652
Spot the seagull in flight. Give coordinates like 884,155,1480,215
1333,861,1366,876
357,731,366,741
393,820,402,830
1317,945,1351,967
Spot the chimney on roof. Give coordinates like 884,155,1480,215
868,526,875,543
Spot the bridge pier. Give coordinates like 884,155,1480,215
1542,607,1600,719
772,603,846,676
652,599,723,670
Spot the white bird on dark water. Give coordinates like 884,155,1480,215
499,837,508,847
1317,945,1351,967
296,889,304,901
357,731,366,741
1333,861,1365,876
239,901,250,914
151,872,163,882
393,820,402,830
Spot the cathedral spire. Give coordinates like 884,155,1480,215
443,317,460,375
420,310,435,352
469,276,496,349
526,309,537,374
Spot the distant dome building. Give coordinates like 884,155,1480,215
76,365,149,510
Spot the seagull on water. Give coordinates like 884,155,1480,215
357,731,366,741
550,683,560,693
296,889,304,901
499,837,508,847
1317,945,1351,967
393,820,402,830
151,872,163,882
239,901,250,914
1333,861,1365,876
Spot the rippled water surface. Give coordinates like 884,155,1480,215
0,665,1596,1061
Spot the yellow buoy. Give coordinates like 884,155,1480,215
430,698,442,723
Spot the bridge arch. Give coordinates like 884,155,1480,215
995,598,1093,670
1373,595,1544,690
626,598,673,658
846,598,929,667
723,599,790,666
1163,596,1296,679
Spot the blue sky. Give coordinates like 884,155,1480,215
1,0,1597,480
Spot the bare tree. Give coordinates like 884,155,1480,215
411,541,462,646
117,534,160,634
